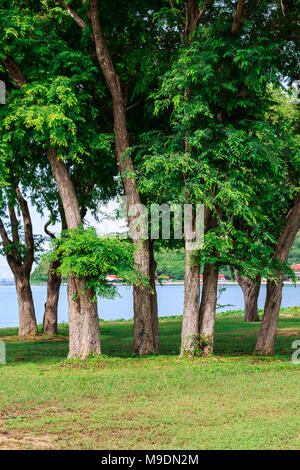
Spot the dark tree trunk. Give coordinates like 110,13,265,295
89,0,158,356
47,147,101,358
199,263,219,356
15,272,37,336
43,258,62,335
255,192,300,355
234,271,261,322
180,247,201,356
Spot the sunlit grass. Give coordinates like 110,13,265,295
0,308,299,450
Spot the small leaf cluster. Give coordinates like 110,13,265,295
50,227,145,299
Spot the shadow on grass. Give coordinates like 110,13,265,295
0,315,299,364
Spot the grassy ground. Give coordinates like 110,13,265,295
0,308,299,450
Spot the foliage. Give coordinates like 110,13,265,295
32,245,264,282
30,256,65,283
0,1,299,366
50,227,144,298
135,1,299,280
0,0,119,217
155,248,185,280
289,231,300,264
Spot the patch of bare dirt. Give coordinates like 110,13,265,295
0,335,67,344
276,330,300,337
0,430,54,449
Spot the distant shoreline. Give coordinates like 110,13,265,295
1,280,299,287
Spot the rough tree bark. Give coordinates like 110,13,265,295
0,189,37,336
47,147,101,358
199,263,219,356
180,246,201,356
43,257,61,335
234,271,261,322
15,273,37,335
88,0,158,355
149,240,159,353
42,221,63,335
255,192,300,355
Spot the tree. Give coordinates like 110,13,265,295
254,85,300,354
53,0,166,355
136,0,299,356
0,184,37,335
28,135,117,336
234,271,261,322
0,6,115,356
50,227,145,349
255,192,300,354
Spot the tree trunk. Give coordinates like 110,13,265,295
255,274,284,355
179,1,212,358
133,239,159,355
15,272,37,336
43,258,62,335
89,0,158,355
47,147,101,358
43,219,66,335
180,247,201,357
255,192,300,355
0,188,37,337
234,271,261,322
149,240,159,352
199,263,219,356
68,276,101,359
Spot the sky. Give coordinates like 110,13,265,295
0,198,126,280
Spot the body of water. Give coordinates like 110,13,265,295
0,283,299,328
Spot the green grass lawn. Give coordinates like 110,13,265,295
0,308,299,450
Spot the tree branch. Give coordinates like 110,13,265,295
280,0,286,16
89,0,123,101
8,206,20,244
56,0,87,29
197,0,213,22
0,56,26,88
232,0,245,34
0,217,19,273
185,0,213,40
15,187,34,270
168,0,184,38
275,191,300,262
0,217,12,248
126,98,143,112
44,220,56,240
